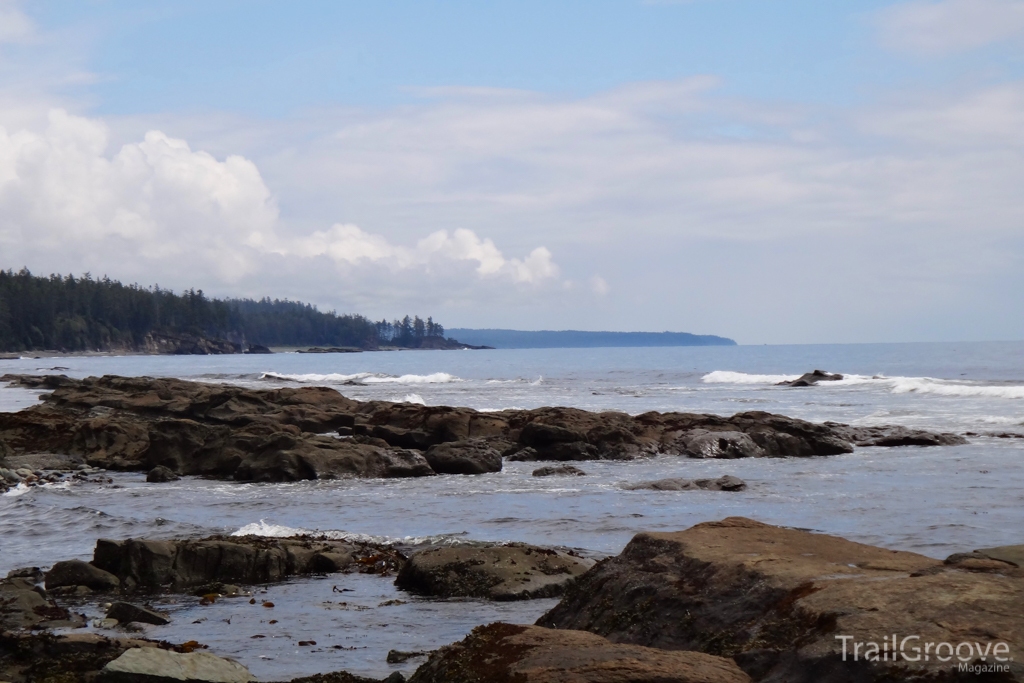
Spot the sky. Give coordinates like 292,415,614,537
1,0,1023,344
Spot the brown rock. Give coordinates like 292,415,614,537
45,559,121,592
539,517,1024,681
91,535,401,590
396,543,594,601
424,439,502,475
622,475,746,491
407,623,751,683
532,465,587,477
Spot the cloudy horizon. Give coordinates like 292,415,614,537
1,0,1022,344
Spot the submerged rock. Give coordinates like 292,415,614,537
539,517,1024,681
147,465,180,482
395,543,594,601
407,623,751,683
100,647,255,682
532,465,586,477
623,475,746,491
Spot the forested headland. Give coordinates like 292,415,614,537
0,269,463,354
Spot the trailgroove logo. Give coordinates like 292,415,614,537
835,635,1012,671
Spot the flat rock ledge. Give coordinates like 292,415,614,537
407,622,751,683
0,374,967,483
100,647,255,683
43,535,404,593
395,543,595,601
538,517,1024,682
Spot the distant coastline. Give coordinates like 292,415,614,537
446,328,736,349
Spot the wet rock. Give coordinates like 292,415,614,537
407,623,751,683
245,344,272,354
386,649,428,663
0,374,963,484
147,465,180,482
0,632,152,681
106,601,170,626
91,535,403,590
0,437,10,463
826,423,968,447
396,543,594,601
423,439,502,475
531,465,586,477
777,369,844,386
0,576,84,630
100,647,255,682
675,429,764,459
623,475,746,491
539,517,1024,681
45,559,121,592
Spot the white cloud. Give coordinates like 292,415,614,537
0,108,560,297
876,0,1024,55
590,275,610,296
289,224,559,283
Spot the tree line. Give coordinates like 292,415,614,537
0,269,450,352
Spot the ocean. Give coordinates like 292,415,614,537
2,341,1023,679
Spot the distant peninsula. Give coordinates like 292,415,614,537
0,268,481,355
446,328,737,349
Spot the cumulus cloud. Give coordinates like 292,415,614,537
289,224,558,283
876,0,1024,55
0,108,560,300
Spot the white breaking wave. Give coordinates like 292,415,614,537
701,371,801,384
402,393,426,405
702,370,1024,399
231,520,466,546
260,371,462,385
888,377,1024,399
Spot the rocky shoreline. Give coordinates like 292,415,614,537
2,519,1021,682
0,373,966,489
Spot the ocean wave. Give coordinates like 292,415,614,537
401,393,426,405
702,370,1024,399
231,520,467,546
701,371,801,384
260,371,462,385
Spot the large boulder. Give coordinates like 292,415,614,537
674,430,764,459
233,436,434,482
424,439,502,474
539,517,1024,681
100,647,255,682
396,543,595,600
407,623,751,683
45,559,121,592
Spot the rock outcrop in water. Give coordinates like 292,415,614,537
0,374,967,483
395,543,595,601
406,623,752,683
42,535,404,593
538,517,1024,681
776,369,844,387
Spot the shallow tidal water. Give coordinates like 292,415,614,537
2,342,1023,679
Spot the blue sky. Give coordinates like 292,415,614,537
1,0,1023,343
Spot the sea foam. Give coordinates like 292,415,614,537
702,370,1024,399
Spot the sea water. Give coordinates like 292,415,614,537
1,342,1022,679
